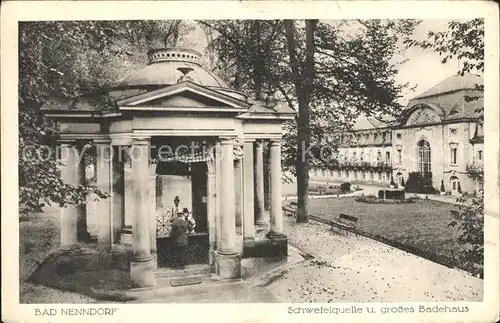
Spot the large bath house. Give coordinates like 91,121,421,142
41,48,295,287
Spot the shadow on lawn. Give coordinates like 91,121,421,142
28,247,137,302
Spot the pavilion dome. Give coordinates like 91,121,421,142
115,48,229,89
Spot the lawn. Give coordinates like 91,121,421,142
307,197,465,270
19,206,100,303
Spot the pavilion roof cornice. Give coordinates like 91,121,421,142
118,106,247,113
116,80,252,110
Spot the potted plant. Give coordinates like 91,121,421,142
440,179,446,196
389,176,396,189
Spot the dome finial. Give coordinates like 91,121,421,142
177,67,194,83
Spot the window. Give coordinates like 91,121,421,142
353,152,357,160
337,170,341,177
478,150,483,161
377,151,382,161
378,172,382,181
360,151,364,161
418,140,431,174
354,170,358,179
362,171,366,179
396,133,402,140
397,149,402,164
386,151,391,162
451,148,457,165
370,171,374,180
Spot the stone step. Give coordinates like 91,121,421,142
155,264,211,279
169,275,203,287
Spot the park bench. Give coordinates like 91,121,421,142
282,201,298,217
309,213,359,236
330,213,359,236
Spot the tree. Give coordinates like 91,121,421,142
448,196,483,277
404,18,484,100
200,19,418,222
283,20,317,223
19,20,192,213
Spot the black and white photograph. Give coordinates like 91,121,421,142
2,1,499,322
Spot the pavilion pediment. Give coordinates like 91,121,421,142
146,91,231,108
116,81,250,112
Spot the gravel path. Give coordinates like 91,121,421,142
266,216,483,302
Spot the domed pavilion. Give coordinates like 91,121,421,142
41,48,296,287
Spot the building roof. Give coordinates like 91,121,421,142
351,116,395,131
115,48,229,89
412,73,483,100
405,73,484,121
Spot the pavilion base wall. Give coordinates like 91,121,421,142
214,251,241,279
242,236,288,259
130,258,156,288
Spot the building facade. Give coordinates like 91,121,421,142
311,73,484,196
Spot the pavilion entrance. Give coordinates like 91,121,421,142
152,137,212,269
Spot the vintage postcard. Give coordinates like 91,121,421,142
1,1,499,322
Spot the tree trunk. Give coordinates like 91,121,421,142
284,20,316,223
254,22,263,100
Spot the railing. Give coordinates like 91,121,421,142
333,160,393,170
466,163,484,175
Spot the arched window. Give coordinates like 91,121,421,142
418,140,431,174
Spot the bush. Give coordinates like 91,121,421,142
356,195,416,204
448,195,484,277
378,189,405,200
405,172,437,194
340,182,351,193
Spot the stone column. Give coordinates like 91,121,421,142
75,142,90,242
215,142,222,249
111,146,124,244
148,160,158,263
95,139,112,251
206,147,217,266
234,159,243,228
124,153,134,228
264,143,271,213
254,140,265,225
215,138,241,279
59,142,78,249
130,137,155,287
268,140,285,237
242,139,255,242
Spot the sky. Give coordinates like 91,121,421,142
394,19,463,106
179,19,467,107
